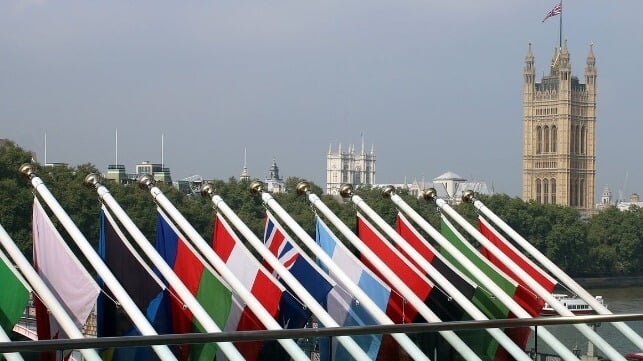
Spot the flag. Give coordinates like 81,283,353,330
98,207,171,361
265,212,385,361
315,216,398,361
32,198,100,348
542,2,561,22
440,215,536,351
396,212,509,360
155,211,232,361
479,215,557,296
0,252,29,334
355,213,453,360
213,212,309,360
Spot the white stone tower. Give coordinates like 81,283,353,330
522,41,596,213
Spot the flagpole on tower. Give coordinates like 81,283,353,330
559,0,563,48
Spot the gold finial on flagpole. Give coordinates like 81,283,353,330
83,173,102,188
339,184,353,199
19,163,37,180
296,181,311,196
422,188,437,202
381,185,396,198
249,180,265,195
138,174,156,189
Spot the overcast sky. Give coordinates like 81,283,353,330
2,1,641,200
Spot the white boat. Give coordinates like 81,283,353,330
541,293,605,315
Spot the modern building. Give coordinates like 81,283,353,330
387,171,492,203
326,141,376,195
522,40,597,214
103,160,172,185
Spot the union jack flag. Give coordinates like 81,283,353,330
542,2,562,22
263,213,299,273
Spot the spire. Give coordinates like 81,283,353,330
328,143,332,155
240,148,249,181
361,132,365,155
524,42,535,85
586,43,596,68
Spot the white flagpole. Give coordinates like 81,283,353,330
0,227,100,361
469,196,643,350
18,164,177,361
0,326,23,361
84,175,244,360
200,184,372,361
388,189,580,360
264,182,480,361
252,182,432,361
137,176,310,361
353,187,531,361
431,192,625,361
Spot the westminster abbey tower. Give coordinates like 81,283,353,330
522,40,597,213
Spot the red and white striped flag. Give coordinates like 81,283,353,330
542,2,562,22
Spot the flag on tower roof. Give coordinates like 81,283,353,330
542,2,561,22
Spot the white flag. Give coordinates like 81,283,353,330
32,197,100,340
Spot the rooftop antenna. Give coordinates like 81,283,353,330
161,133,164,168
44,131,47,165
619,171,629,202
115,128,118,165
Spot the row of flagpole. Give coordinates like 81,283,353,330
0,163,641,360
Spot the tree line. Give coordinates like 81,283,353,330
1,140,641,277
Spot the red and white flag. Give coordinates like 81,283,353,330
542,2,561,22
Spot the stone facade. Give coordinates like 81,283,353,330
522,40,597,213
326,142,375,195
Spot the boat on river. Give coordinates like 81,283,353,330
541,293,606,315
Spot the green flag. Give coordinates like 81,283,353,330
0,255,29,334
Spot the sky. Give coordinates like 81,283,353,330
1,1,642,200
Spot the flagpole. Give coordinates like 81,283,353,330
252,182,432,361
388,189,580,360
137,176,310,361
559,0,563,48
83,175,244,361
18,164,177,361
0,226,101,361
285,183,482,361
430,192,625,361
468,196,643,351
0,326,22,361
354,187,533,361
200,184,373,361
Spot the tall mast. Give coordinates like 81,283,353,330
559,0,563,48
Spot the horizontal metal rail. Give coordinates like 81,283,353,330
3,313,643,353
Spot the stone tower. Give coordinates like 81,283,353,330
326,139,376,195
522,41,597,213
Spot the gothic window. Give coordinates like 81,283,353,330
536,126,542,154
535,179,542,204
551,126,557,153
580,178,585,207
543,179,549,204
581,126,587,154
574,125,580,154
544,126,550,153
551,178,557,204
